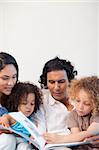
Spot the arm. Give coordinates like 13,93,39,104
43,122,99,144
43,130,92,144
87,122,99,135
85,122,99,145
44,122,99,144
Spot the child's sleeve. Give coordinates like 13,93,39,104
66,110,79,129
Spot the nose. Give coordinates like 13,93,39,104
7,79,14,86
54,81,60,90
26,104,32,109
79,103,84,110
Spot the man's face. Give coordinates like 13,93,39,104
47,70,69,102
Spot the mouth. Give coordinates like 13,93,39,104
25,111,31,114
4,87,13,94
77,110,84,115
53,92,61,95
25,111,32,116
5,86,13,90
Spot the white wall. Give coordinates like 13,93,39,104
0,0,97,86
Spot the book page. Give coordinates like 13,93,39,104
9,111,45,150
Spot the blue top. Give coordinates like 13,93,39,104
0,106,8,116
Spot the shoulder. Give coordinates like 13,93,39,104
91,113,99,123
0,106,8,116
68,109,77,117
66,110,79,128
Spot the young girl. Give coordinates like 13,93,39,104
0,82,45,150
43,76,99,150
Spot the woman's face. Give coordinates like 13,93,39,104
0,64,17,95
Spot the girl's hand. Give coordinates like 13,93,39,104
85,135,99,145
43,132,62,144
0,115,10,127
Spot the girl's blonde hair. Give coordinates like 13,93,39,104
68,76,99,115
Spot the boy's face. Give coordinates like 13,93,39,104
47,70,69,102
18,93,35,117
75,89,93,116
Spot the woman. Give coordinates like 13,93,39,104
0,52,19,150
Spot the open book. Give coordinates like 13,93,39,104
0,112,91,150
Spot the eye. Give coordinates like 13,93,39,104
0,76,9,80
12,74,17,79
21,102,27,105
48,80,55,84
84,103,91,106
31,103,35,106
58,79,66,84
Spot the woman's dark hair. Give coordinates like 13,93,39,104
0,52,19,80
7,82,42,113
39,57,77,88
0,52,19,107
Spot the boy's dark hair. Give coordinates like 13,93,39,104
6,82,42,113
39,57,77,88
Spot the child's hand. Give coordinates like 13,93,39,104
0,115,10,127
85,135,99,145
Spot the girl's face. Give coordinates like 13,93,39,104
18,93,35,117
0,64,17,95
75,89,93,116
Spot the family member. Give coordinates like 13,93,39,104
0,52,19,150
39,56,77,150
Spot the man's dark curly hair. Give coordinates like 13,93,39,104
39,57,77,88
6,82,43,113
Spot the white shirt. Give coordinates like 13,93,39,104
42,89,71,135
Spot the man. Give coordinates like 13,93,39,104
39,57,77,150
